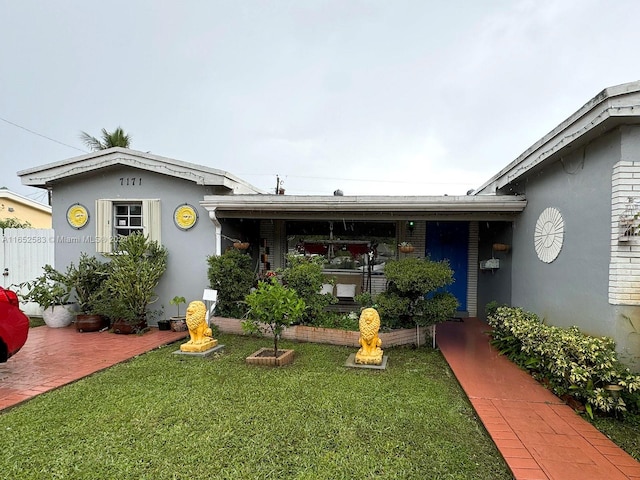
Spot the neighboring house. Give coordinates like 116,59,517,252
0,188,51,228
17,80,640,370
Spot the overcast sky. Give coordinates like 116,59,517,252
2,0,640,203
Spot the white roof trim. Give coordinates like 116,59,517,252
475,80,640,194
0,189,51,213
18,147,263,193
202,194,526,219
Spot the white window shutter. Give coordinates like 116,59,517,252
95,199,113,254
143,199,161,244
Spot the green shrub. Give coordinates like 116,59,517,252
484,300,508,318
376,257,458,329
354,292,374,309
101,233,167,323
207,249,254,319
280,254,336,326
65,253,111,314
488,306,640,418
374,292,412,329
243,279,306,355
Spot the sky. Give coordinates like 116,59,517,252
2,0,640,204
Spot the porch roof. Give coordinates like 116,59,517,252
201,194,526,221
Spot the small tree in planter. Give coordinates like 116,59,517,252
65,253,111,331
243,278,306,365
168,295,187,331
170,296,186,318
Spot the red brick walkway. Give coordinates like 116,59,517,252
0,324,186,410
437,318,640,480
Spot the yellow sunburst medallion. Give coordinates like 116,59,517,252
66,204,89,229
174,204,198,230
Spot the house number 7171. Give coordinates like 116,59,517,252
120,177,142,186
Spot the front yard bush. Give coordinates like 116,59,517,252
375,257,458,329
488,306,640,418
207,249,254,319
280,254,336,326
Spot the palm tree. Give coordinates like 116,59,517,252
79,127,132,151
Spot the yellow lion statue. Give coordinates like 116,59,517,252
355,307,383,365
180,300,218,352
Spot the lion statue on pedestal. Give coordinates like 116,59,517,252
355,307,383,365
180,300,218,353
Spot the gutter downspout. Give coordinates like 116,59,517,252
208,209,222,256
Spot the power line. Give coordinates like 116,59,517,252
238,172,478,186
0,116,87,153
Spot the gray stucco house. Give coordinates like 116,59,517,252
18,80,640,370
474,80,640,369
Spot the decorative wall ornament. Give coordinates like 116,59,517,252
534,207,564,263
173,204,198,230
66,203,89,229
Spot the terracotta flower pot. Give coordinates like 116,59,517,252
76,314,109,332
112,319,148,334
169,317,187,332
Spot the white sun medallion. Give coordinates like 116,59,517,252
534,207,564,263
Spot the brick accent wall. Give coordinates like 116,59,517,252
609,161,640,304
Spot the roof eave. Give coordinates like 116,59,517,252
475,81,640,194
201,195,527,217
18,147,263,193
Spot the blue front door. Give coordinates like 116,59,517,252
426,221,468,313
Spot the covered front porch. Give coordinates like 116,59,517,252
201,194,526,317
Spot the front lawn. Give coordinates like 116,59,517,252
0,334,510,479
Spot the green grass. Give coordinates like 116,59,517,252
590,413,640,460
28,316,45,328
0,334,510,479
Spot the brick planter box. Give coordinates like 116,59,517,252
245,347,295,366
212,317,434,347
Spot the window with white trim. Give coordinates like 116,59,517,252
95,199,161,253
114,203,143,237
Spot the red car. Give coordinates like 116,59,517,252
0,287,29,362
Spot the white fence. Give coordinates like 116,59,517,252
1,228,55,315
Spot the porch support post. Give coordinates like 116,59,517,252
208,209,222,256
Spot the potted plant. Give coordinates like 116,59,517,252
169,295,187,331
243,278,306,366
66,253,111,332
15,265,75,328
100,233,168,334
398,241,415,254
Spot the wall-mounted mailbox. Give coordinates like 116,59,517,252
480,258,500,270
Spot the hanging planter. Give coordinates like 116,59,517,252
233,242,250,250
398,242,415,253
492,243,510,252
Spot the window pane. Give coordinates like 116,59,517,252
130,205,142,215
115,205,129,215
130,217,142,227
